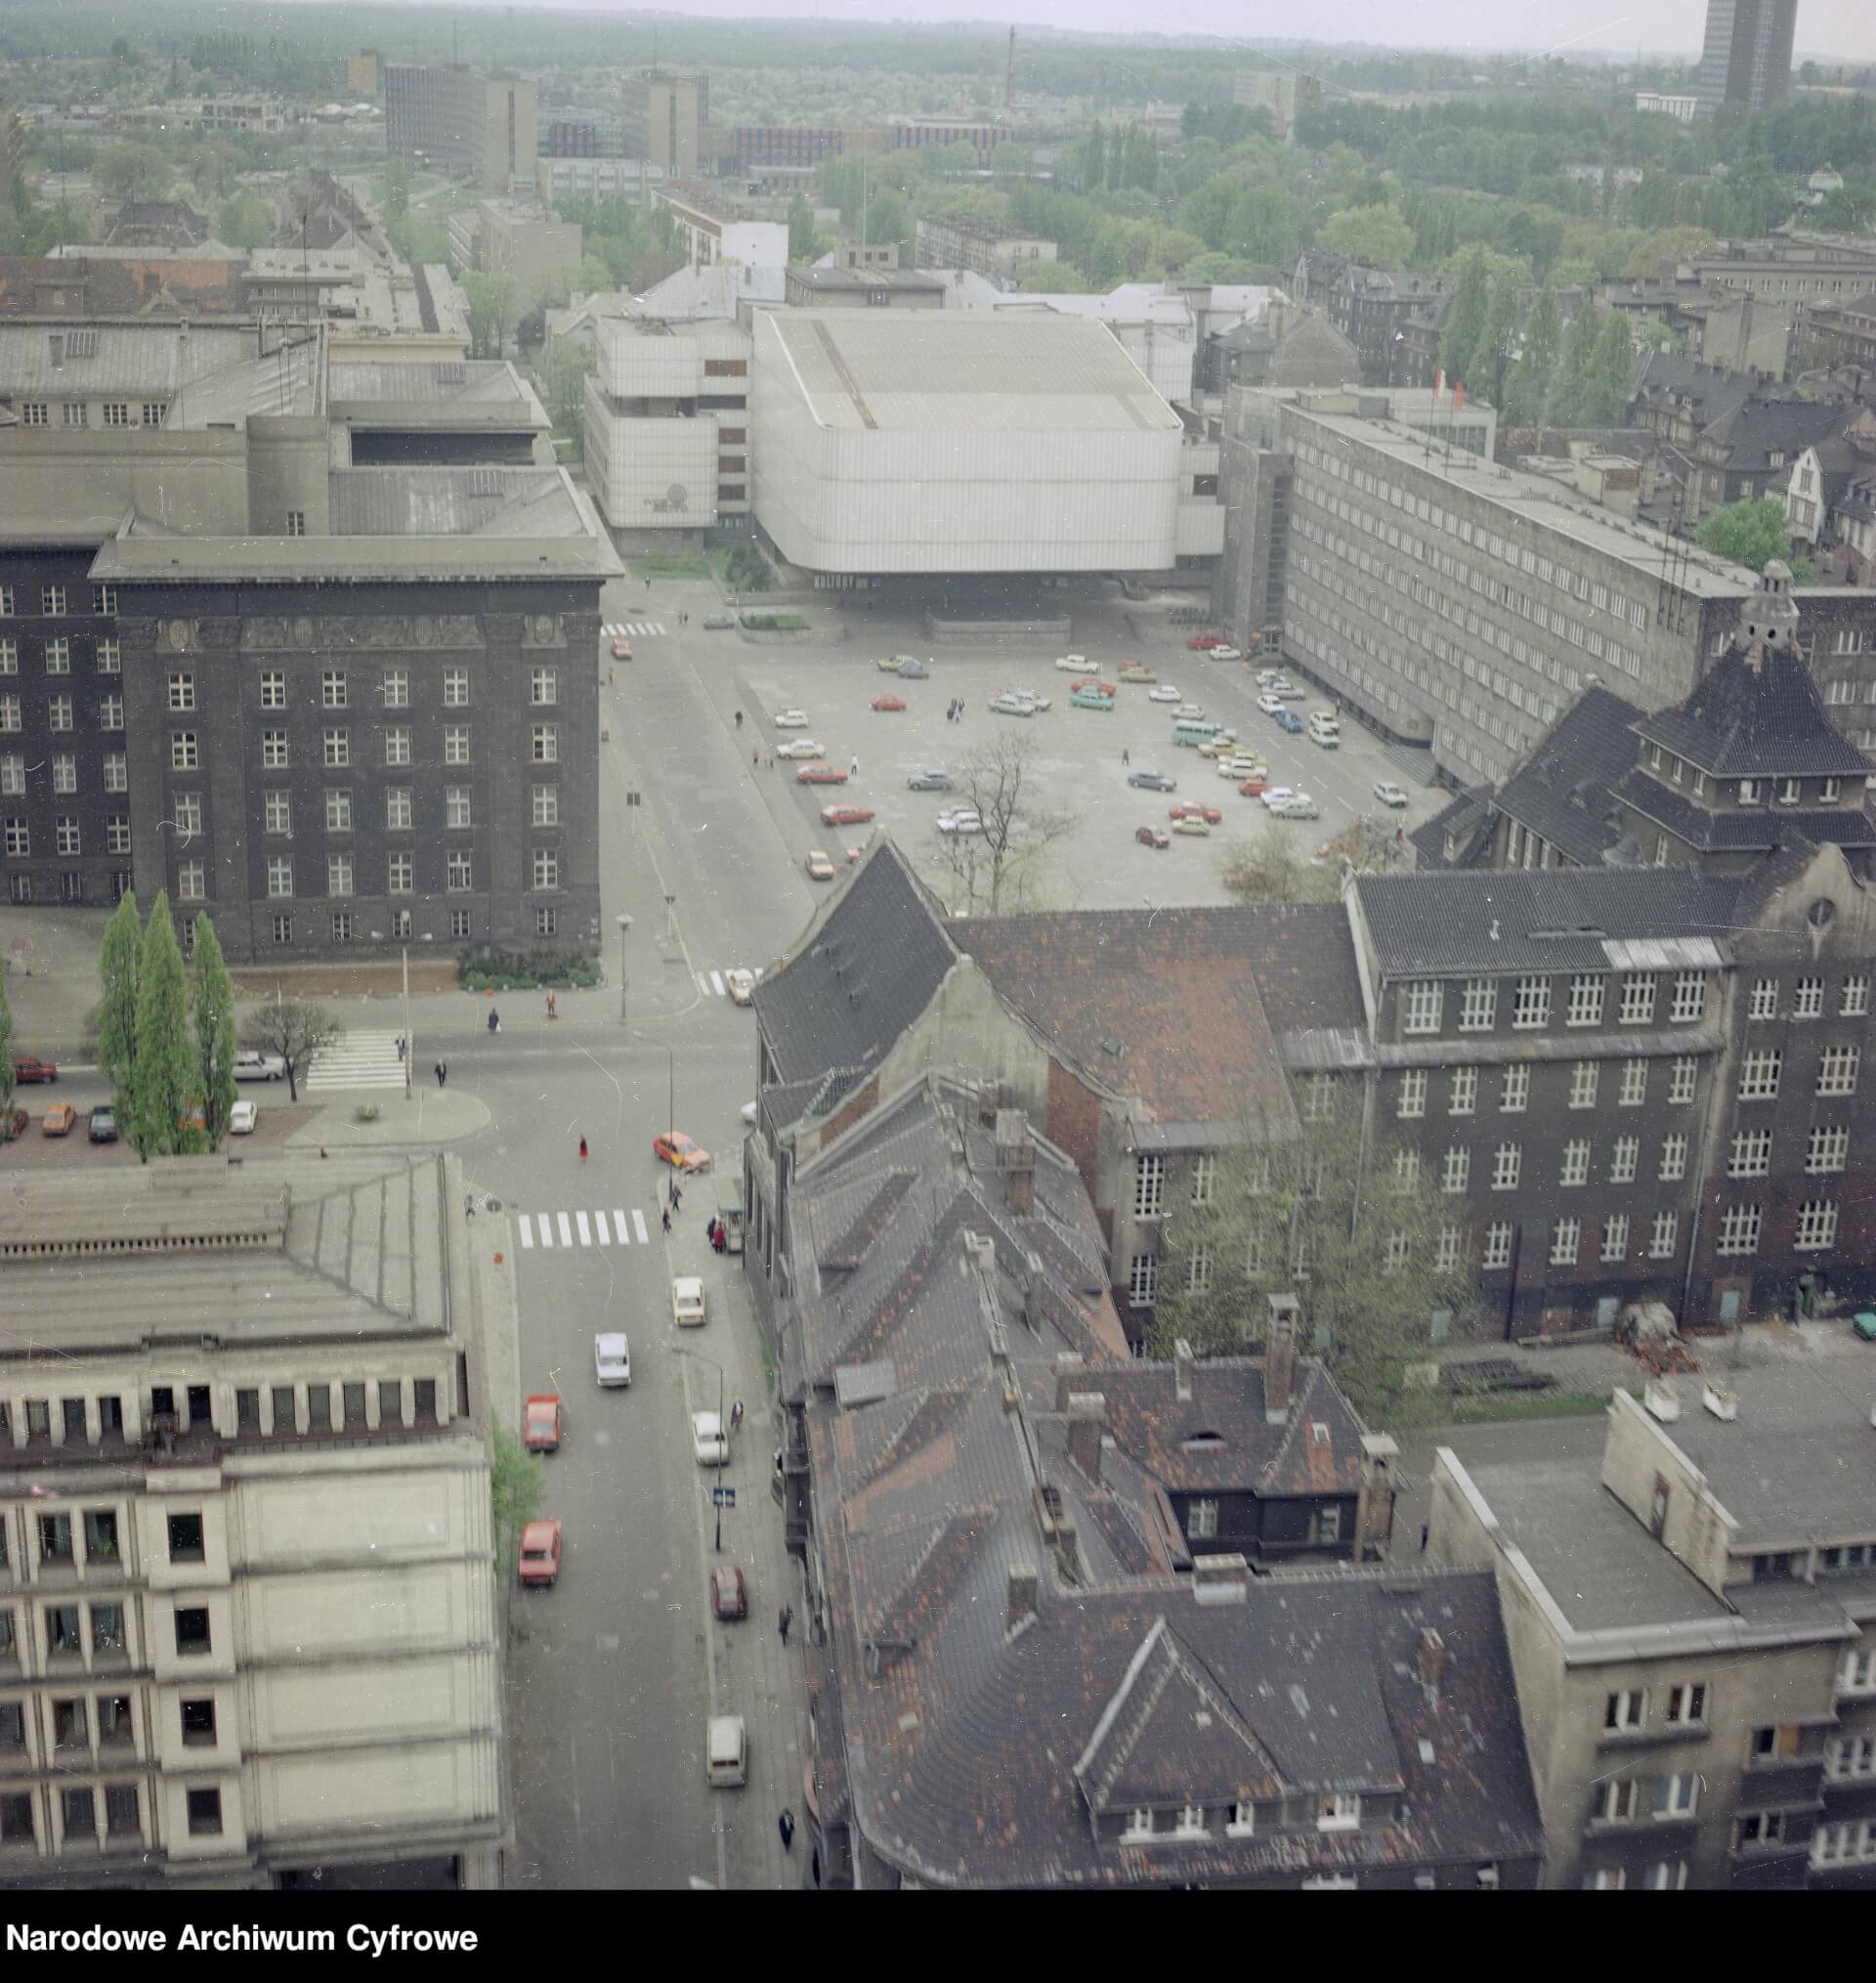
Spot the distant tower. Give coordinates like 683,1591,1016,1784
1694,0,1798,118
1005,27,1016,113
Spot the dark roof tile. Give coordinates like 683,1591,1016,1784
1494,685,1646,867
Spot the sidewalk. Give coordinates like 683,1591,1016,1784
282,1087,491,1151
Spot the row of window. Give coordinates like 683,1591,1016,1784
0,635,118,673
2,818,129,858
0,1506,201,1575
172,723,558,772
0,693,122,733
1118,1789,1367,1844
257,847,564,897
0,1782,164,1853
0,1378,438,1448
236,783,561,837
1398,1056,1703,1119
171,665,564,711
1399,970,1711,1037
11,401,164,431
1,751,128,796
0,586,118,617
238,906,560,945
1591,1769,1699,1825
1738,1044,1861,1100
1,1691,223,1761
1748,972,1872,1020
1406,1133,1696,1193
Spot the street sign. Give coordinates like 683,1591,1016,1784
710,1487,736,1508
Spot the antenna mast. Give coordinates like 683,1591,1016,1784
1005,27,1016,113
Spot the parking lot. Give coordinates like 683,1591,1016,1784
725,600,1443,910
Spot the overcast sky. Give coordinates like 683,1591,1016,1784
435,1,1872,61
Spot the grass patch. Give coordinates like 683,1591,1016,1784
633,551,711,580
741,612,810,631
1440,1389,1627,1427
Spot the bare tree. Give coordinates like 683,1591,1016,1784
932,731,1078,915
240,999,340,1103
1218,813,1404,906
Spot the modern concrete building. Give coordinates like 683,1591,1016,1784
1636,90,1701,122
1231,69,1322,141
914,214,1057,287
1695,0,1799,118
346,53,380,98
659,184,789,273
0,1151,506,1889
455,201,581,316
782,265,945,311
385,66,536,195
618,71,707,178
535,155,662,204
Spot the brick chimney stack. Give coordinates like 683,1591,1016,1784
1053,1352,1087,1413
1264,1292,1300,1422
1005,1562,1040,1637
1066,1393,1105,1486
994,1107,1035,1214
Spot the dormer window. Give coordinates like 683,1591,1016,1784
1647,744,1663,772
1778,778,1802,806
1670,755,1684,785
1122,1808,1153,1841
1174,1803,1207,1837
1226,1801,1257,1837
1739,779,1763,806
1691,768,1706,797
1822,778,1841,802
1318,1793,1362,1832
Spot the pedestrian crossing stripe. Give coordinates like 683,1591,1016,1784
516,1208,655,1249
696,966,758,998
601,623,666,638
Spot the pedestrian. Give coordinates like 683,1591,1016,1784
435,1061,448,1089
1122,748,1130,766
705,1217,718,1246
778,1810,795,1852
1395,825,1405,847
396,1035,406,1062
672,1182,683,1212
768,753,775,769
661,1206,672,1235
850,754,859,776
735,709,743,728
645,576,652,591
320,1146,328,1159
578,1136,588,1162
779,1604,793,1646
1420,1523,1430,1554
465,1192,476,1222
753,748,759,767
732,1399,745,1431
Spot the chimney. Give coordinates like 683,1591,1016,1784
995,1106,1035,1214
1053,1352,1087,1413
1191,1553,1250,1606
1419,1627,1446,1691
1264,1293,1300,1421
1005,1562,1040,1636
1173,1337,1194,1403
1066,1392,1105,1487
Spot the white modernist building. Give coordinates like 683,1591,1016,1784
751,311,1184,576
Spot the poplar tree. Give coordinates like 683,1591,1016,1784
1438,246,1489,388
1588,309,1638,425
190,914,239,1147
97,889,143,1102
1550,300,1601,425
1508,280,1561,427
128,893,201,1160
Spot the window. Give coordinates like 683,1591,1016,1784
1777,777,1802,807
1441,1146,1470,1194
47,694,71,732
1185,1498,1218,1540
1567,974,1605,1027
1384,1230,1412,1272
331,913,353,943
450,909,471,940
1838,1649,1875,1696
1192,1153,1217,1206
388,853,413,894
1749,977,1779,1020
444,725,470,765
106,816,129,855
4,815,30,856
532,784,559,828
443,668,469,708
1317,1793,1361,1832
104,753,126,794
96,637,119,674
1594,1779,1641,1823
285,511,305,539
167,1513,204,1563
1397,1069,1427,1118
1128,1254,1159,1308
1391,1147,1422,1191
174,1609,211,1657
535,907,558,939
1499,1065,1529,1114
1806,1125,1850,1175
1610,1136,1640,1185
392,909,410,938
381,668,408,709
1668,1057,1698,1106
1434,1225,1463,1273
1550,1217,1580,1267
1488,1142,1521,1191
1793,976,1824,1019
383,727,410,766
171,731,199,772
1795,1199,1839,1251
531,666,558,706
1828,1736,1876,1779
181,1699,216,1746
1400,980,1442,1034
531,721,557,765
1818,1046,1860,1097
1186,1244,1214,1294
1653,1774,1698,1819
271,915,292,946
1737,1811,1783,1847
55,817,79,856
446,787,472,830
264,790,291,836
0,1794,33,1844
1302,1075,1335,1122
0,698,17,734
1568,1061,1599,1109
447,850,473,892
1669,970,1707,1024
325,789,352,833
1560,1141,1590,1187
167,670,195,711
1601,1214,1631,1263
177,860,204,902
1739,1050,1781,1101
1458,977,1496,1031
1645,1860,1688,1890
266,857,293,899
42,586,67,614
1739,778,1763,805
1717,1204,1762,1257
259,670,285,710
1605,1689,1646,1733
260,730,287,769
385,789,411,832
186,1789,223,1836
0,754,17,797
44,636,69,673
1613,1059,1649,1111
1448,1067,1477,1116
321,729,349,768
1134,1154,1166,1218
1842,974,1869,1017
1664,1682,1707,1727
1728,1130,1772,1178
0,641,11,676
1513,976,1551,1030
327,854,353,897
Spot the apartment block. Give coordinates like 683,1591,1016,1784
469,201,582,316
1695,0,1798,118
658,184,789,273
385,66,536,195
0,1154,505,1889
1231,70,1322,142
618,72,707,178
914,214,1057,286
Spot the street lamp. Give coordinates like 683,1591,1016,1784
631,1028,678,1204
672,1346,728,1552
615,913,631,1024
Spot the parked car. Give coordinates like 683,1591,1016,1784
705,1713,747,1789
776,738,825,759
229,1099,258,1136
518,1519,562,1588
42,1102,76,1137
87,1104,118,1144
1274,711,1305,734
692,1410,730,1467
672,1276,706,1328
1071,679,1118,698
1259,787,1298,810
805,848,836,881
703,613,736,629
1128,769,1177,792
1174,704,1205,720
1272,795,1321,819
821,803,875,826
653,1131,712,1173
1374,781,1411,808
11,1056,57,1084
1135,825,1172,848
1272,681,1304,701
1172,815,1213,836
610,638,633,660
871,694,907,711
1010,691,1050,711
1118,662,1156,682
1148,684,1181,703
875,655,906,671
773,709,811,729
1187,633,1227,650
1054,653,1090,670
896,661,929,679
988,694,1035,716
907,768,954,792
1071,690,1115,711
725,968,756,1006
1217,756,1264,779
594,1332,632,1388
524,1394,564,1453
1238,778,1273,798
796,764,849,785
1210,646,1243,663
1258,693,1285,714
1170,802,1223,824
711,1566,748,1622
936,809,983,835
234,1050,285,1082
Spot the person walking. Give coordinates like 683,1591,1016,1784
731,1399,745,1432
779,1604,793,1647
849,754,859,777
753,748,760,767
396,1035,406,1062
671,1182,683,1212
435,1061,448,1089
464,1192,476,1223
778,1811,795,1852
1122,748,1130,766
734,710,743,728
661,1206,672,1235
578,1136,588,1162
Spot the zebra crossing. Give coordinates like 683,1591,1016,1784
304,1029,408,1093
601,622,666,639
696,966,760,1000
516,1206,656,1250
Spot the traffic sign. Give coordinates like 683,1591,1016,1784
710,1487,736,1508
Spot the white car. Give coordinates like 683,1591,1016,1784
725,968,756,1006
1053,653,1089,670
692,1410,729,1467
936,809,983,835
1174,704,1205,720
1210,646,1243,662
775,738,826,760
1217,756,1263,779
234,1050,285,1082
229,1099,258,1135
988,694,1035,716
773,710,810,729
1148,684,1181,704
1259,786,1298,810
673,1276,706,1328
1258,693,1284,714
594,1332,631,1388
1374,781,1411,808
1273,681,1304,700
1272,794,1319,819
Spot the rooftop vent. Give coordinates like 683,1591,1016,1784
468,466,503,497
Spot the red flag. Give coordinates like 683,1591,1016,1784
1454,380,1466,410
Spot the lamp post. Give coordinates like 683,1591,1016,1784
615,913,631,1024
402,943,412,1101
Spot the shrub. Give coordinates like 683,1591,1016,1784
457,949,602,991
740,613,809,632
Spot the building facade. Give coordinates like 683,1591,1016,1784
913,214,1057,286
1695,0,1799,118
618,72,707,178
1231,70,1321,142
385,66,536,194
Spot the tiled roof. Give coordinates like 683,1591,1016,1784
1695,395,1859,472
1632,640,1874,779
751,840,959,1088
1493,685,1646,868
1353,868,1748,976
1410,787,1495,871
1613,770,1876,852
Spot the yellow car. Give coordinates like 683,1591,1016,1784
1172,816,1213,836
806,849,835,881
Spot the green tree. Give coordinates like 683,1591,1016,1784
1318,202,1415,271
1507,279,1561,427
190,915,239,1148
127,893,202,1160
1585,309,1637,424
214,190,273,250
1622,225,1718,278
1439,245,1490,387
1477,278,1520,409
0,959,14,1125
1018,259,1087,293
490,1422,545,1570
94,143,173,203
1082,120,1106,193
460,270,518,358
97,890,144,1105
786,193,821,264
1549,299,1601,424
1695,497,1813,581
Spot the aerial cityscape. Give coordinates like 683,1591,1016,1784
1,0,1875,1904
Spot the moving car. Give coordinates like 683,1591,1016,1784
692,1410,730,1467
523,1394,564,1453
703,613,736,629
610,638,633,660
906,769,954,792
871,693,907,711
1148,684,1181,704
805,849,836,881
1170,802,1223,824
229,1099,258,1136
1128,769,1177,792
1187,633,1227,650
988,694,1036,716
1134,825,1172,848
796,765,849,785
653,1131,712,1173
518,1520,562,1588
87,1104,118,1144
725,968,756,1005
11,1056,57,1084
1054,653,1091,670
936,809,983,835
773,710,811,729
1274,711,1305,734
234,1050,285,1082
705,1713,747,1789
1172,815,1213,836
42,1102,76,1137
594,1332,632,1388
672,1276,706,1328
711,1566,748,1622
1071,690,1115,711
820,803,875,826
776,738,825,759
1374,781,1411,808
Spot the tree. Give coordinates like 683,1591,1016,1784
1218,824,1342,906
932,732,1078,916
1317,203,1415,271
214,190,273,250
94,143,173,204
1622,225,1717,278
1695,496,1813,581
1507,279,1561,427
460,270,518,358
1550,298,1601,424
1476,277,1520,410
490,1422,545,1571
127,893,203,1161
1143,1083,1477,1428
786,193,821,264
1439,245,1490,387
97,889,143,1104
0,959,14,1124
190,915,239,1148
1019,260,1087,293
1585,309,1637,425
241,998,340,1103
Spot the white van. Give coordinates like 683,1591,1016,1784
1307,711,1342,748
705,1714,747,1789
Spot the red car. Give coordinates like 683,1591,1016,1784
1187,633,1227,650
519,1519,562,1589
871,694,907,711
797,765,849,785
1170,802,1223,825
711,1565,748,1621
523,1394,563,1454
821,803,875,826
653,1130,712,1173
610,638,633,660
11,1056,57,1084
1238,778,1272,798
1135,825,1172,849
1071,679,1118,698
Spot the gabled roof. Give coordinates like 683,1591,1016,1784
1410,786,1495,872
1695,395,1860,473
1632,640,1873,779
752,839,959,1089
1493,684,1646,868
